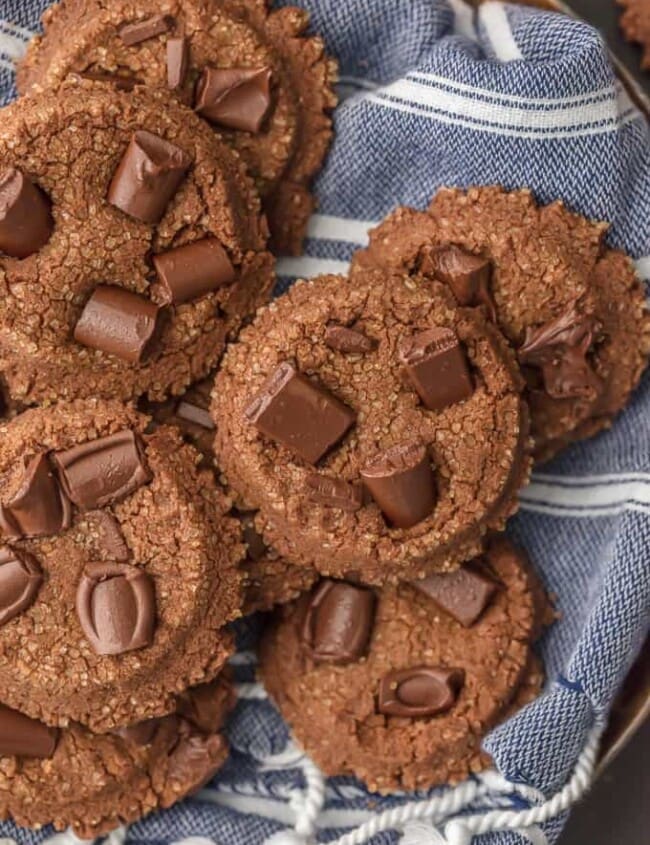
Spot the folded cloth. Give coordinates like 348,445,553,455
1,1,649,844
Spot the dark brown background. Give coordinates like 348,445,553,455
556,3,648,843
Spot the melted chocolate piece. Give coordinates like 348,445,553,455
0,547,43,627
176,400,214,430
53,429,151,511
421,244,495,320
166,730,226,792
113,717,162,747
399,327,473,412
0,703,58,759
119,15,174,46
245,361,356,464
177,678,233,734
377,666,464,717
77,70,141,91
153,237,236,305
0,168,53,259
519,304,603,400
167,35,189,90
412,561,500,627
305,473,363,512
74,285,163,364
302,580,376,663
0,453,72,539
324,323,376,354
76,562,156,655
195,67,272,133
108,130,191,224
361,441,436,529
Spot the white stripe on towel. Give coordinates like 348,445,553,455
277,256,351,279
306,214,377,244
479,2,524,62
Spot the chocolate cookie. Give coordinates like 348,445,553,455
147,378,317,612
213,269,531,584
17,0,337,255
260,536,552,793
618,0,650,70
0,400,244,731
0,673,234,838
0,79,273,407
353,186,650,462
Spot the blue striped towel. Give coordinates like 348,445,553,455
0,1,649,844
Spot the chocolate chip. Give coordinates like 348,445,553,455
361,441,436,529
0,453,72,539
518,304,603,400
0,168,53,259
76,70,141,91
153,238,236,305
119,15,174,46
76,562,156,655
411,561,500,627
302,580,376,663
108,130,192,224
421,244,495,320
113,717,162,747
0,703,58,759
195,67,272,133
53,429,151,511
74,285,163,364
166,730,226,791
399,327,473,412
245,361,356,464
324,323,376,354
177,679,233,734
305,473,363,512
88,510,130,562
377,666,464,717
167,35,189,90
0,547,42,627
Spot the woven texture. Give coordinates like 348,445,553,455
0,1,649,844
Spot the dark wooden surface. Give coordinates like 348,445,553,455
557,5,648,843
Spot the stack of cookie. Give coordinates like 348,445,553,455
0,0,648,838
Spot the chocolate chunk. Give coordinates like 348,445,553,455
0,547,42,627
245,361,356,464
176,400,214,430
167,731,225,791
77,70,141,91
88,510,130,561
195,67,272,133
399,327,473,411
0,168,53,259
519,305,603,400
119,15,174,46
76,562,156,655
0,703,58,759
324,323,376,354
411,561,500,627
177,679,233,734
113,717,165,747
108,130,191,224
53,429,151,511
74,285,163,364
153,238,236,305
240,513,267,562
0,453,72,539
167,36,189,90
305,473,363,512
361,441,436,529
421,244,495,320
301,580,376,663
377,666,464,717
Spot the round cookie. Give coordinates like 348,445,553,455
146,378,317,612
353,186,650,462
17,0,338,255
618,0,650,70
0,673,234,838
213,269,531,584
260,536,551,793
0,400,244,731
0,79,274,407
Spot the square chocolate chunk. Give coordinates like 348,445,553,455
399,327,473,411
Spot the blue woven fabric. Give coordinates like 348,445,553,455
0,1,649,844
